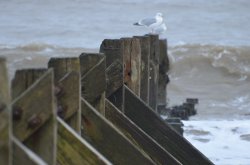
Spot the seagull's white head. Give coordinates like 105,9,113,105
156,12,163,18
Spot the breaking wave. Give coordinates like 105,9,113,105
169,44,250,80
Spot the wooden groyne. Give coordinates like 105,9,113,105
0,35,214,165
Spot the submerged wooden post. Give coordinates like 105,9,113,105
11,69,57,165
79,53,106,115
81,98,155,165
146,35,160,111
100,39,124,111
134,36,150,104
124,86,213,165
48,57,81,133
158,39,170,112
0,58,11,165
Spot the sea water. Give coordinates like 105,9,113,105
0,0,250,164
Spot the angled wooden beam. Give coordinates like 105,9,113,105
13,137,47,165
80,53,106,115
100,39,124,111
105,99,181,165
81,98,155,165
48,57,80,82
48,57,81,133
11,69,57,165
124,86,213,165
105,60,123,98
57,117,111,165
0,57,11,165
134,36,150,104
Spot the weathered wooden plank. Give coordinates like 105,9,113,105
11,69,47,100
158,39,170,109
79,53,104,76
121,38,141,96
12,69,57,165
124,86,213,165
81,98,155,165
99,39,123,67
105,60,123,98
0,110,11,165
134,36,150,103
48,57,81,133
105,99,181,165
107,86,124,111
100,39,125,111
57,117,111,165
13,137,47,165
80,53,106,114
48,57,80,82
146,34,160,110
0,57,11,165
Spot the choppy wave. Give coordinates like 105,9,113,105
169,44,250,79
167,44,250,119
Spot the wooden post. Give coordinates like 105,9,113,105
121,38,141,96
146,34,160,111
11,69,47,100
79,53,106,115
100,39,124,111
158,39,170,112
0,58,11,165
11,69,57,165
56,117,111,165
48,58,81,133
105,60,123,98
81,98,155,165
105,99,181,165
123,86,213,165
134,36,150,104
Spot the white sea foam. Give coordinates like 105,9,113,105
183,120,250,164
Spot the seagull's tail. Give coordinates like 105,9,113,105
133,22,143,26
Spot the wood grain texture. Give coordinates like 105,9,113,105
80,54,106,114
11,69,47,100
57,117,111,165
105,99,181,165
81,98,155,165
12,69,57,165
124,86,213,165
57,71,81,132
105,60,123,98
99,39,123,67
134,36,150,104
13,137,47,165
121,38,141,96
146,35,160,110
48,57,81,133
0,57,11,165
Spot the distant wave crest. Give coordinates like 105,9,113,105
169,44,250,79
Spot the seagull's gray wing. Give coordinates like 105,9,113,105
139,18,157,26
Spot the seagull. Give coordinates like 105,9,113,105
153,23,167,35
133,13,164,33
